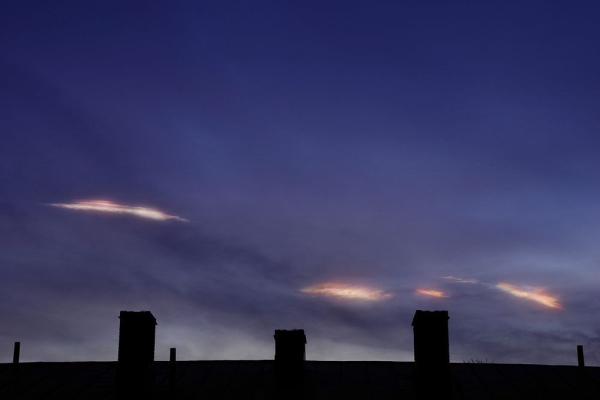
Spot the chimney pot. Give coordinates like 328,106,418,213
169,347,177,391
12,342,20,365
577,345,585,368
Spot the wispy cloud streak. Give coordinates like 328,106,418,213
441,276,478,284
49,200,188,221
415,289,449,298
440,276,564,310
496,283,563,310
301,283,393,301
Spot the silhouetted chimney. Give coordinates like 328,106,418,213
274,329,306,399
412,310,451,399
117,311,157,389
274,329,306,371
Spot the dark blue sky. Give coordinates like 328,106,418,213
1,1,599,364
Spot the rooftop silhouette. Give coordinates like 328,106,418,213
1,310,599,399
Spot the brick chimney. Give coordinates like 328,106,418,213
117,311,157,388
412,310,451,398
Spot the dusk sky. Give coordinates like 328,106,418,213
1,1,599,365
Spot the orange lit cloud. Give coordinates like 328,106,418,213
496,283,563,310
415,289,449,298
442,276,478,284
301,283,393,301
49,200,188,222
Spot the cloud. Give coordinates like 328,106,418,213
439,276,564,310
301,282,393,301
415,289,449,298
441,276,478,284
49,200,188,222
495,282,563,310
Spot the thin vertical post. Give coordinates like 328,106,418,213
13,342,20,364
169,348,177,390
577,345,585,368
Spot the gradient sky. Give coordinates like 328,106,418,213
1,1,599,365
